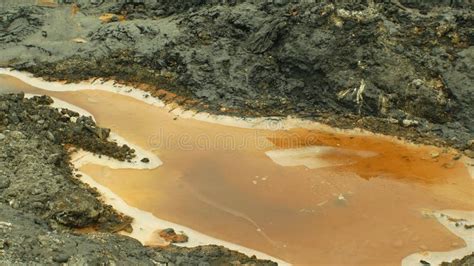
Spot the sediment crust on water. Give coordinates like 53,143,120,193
265,146,378,169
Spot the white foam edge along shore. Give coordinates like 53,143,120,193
70,132,162,170
22,92,290,265
402,209,474,266
0,68,435,147
463,157,474,180
0,68,166,107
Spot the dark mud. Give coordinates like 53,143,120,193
1,1,472,154
441,252,474,266
0,93,275,265
0,93,134,232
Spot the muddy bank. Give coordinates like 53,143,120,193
442,252,474,266
0,93,134,232
0,1,473,153
0,93,276,265
0,202,275,265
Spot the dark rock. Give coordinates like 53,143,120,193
246,19,287,54
141,157,150,163
9,2,472,150
441,252,474,266
0,102,8,111
420,259,430,265
0,178,10,189
46,131,55,142
52,254,69,263
159,228,189,243
10,131,25,139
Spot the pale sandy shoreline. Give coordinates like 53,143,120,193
3,68,474,265
402,210,474,266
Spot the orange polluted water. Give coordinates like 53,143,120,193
1,74,473,265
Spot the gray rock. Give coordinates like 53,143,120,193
0,102,8,111
46,131,55,142
402,119,419,127
0,178,10,189
10,131,25,139
52,254,70,263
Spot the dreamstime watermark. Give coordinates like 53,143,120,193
146,128,322,151
148,130,268,151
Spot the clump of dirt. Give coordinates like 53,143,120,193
159,228,189,244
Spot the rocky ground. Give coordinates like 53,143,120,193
441,253,474,266
0,93,276,265
0,0,472,154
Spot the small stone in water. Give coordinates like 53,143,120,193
419,260,430,265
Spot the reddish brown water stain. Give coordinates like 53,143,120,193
268,129,467,183
1,74,473,265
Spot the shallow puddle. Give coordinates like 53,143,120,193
1,74,473,265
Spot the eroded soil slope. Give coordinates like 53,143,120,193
1,1,472,152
